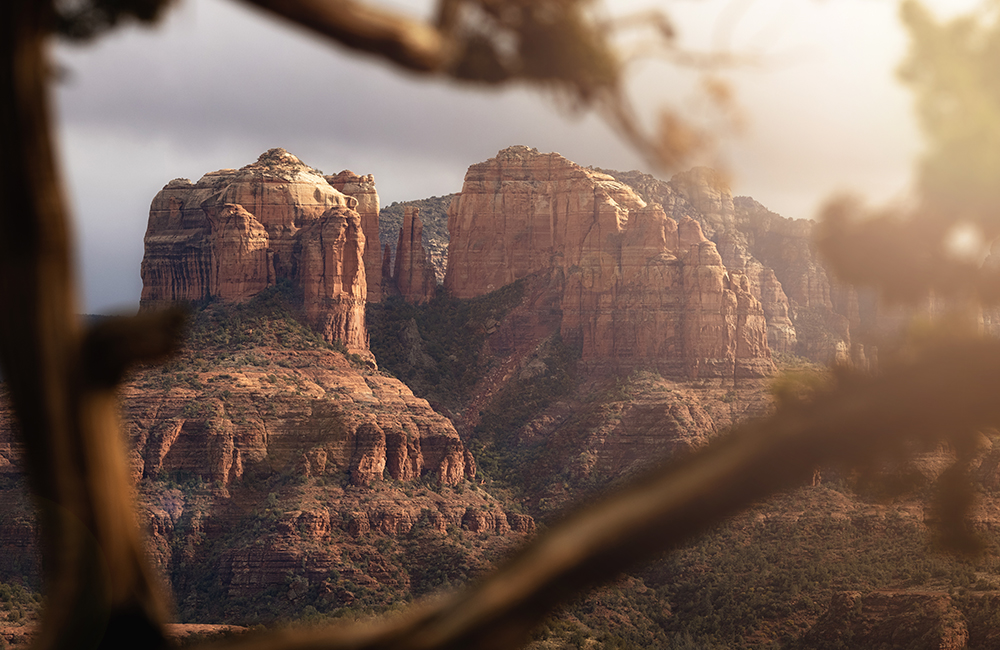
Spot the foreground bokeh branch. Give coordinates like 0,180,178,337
2,1,998,649
1,2,181,649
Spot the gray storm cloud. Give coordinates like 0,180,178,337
54,0,918,313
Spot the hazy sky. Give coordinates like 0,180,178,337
51,0,971,314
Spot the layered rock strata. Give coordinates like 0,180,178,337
0,330,531,618
122,346,474,489
140,149,370,352
445,146,773,378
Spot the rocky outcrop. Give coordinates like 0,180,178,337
758,268,797,353
670,167,734,238
600,166,868,363
446,146,646,299
388,207,437,304
122,346,474,490
140,149,370,352
327,170,382,302
445,146,774,378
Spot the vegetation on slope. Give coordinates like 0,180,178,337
182,282,346,356
366,281,526,413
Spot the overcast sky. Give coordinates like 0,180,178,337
51,0,971,314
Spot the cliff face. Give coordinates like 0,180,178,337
123,349,474,491
603,167,869,364
445,146,774,378
327,171,383,302
140,149,371,352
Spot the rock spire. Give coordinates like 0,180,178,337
390,206,437,304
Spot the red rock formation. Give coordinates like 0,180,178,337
390,207,437,304
206,204,271,301
669,166,734,238
445,146,774,378
121,346,475,490
140,149,369,352
758,268,797,353
446,145,646,299
327,170,382,302
298,204,368,352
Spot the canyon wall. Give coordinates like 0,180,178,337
140,149,373,352
445,146,774,378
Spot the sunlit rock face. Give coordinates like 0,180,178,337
118,350,475,489
670,167,735,239
326,170,382,302
445,146,774,378
140,149,369,352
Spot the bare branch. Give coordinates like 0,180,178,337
0,2,170,648
238,0,450,73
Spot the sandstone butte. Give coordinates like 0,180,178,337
445,145,774,378
137,146,875,377
139,149,383,353
0,330,532,608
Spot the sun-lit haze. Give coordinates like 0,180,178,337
52,0,968,314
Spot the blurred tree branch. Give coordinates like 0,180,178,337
3,0,1000,649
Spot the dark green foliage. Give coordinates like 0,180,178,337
400,533,477,597
181,282,334,355
644,498,1000,648
469,337,578,489
367,281,526,412
0,580,42,623
503,489,1000,648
